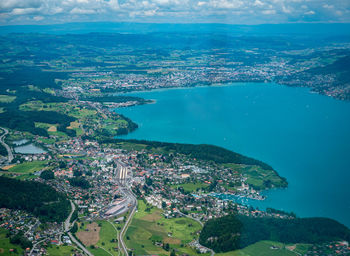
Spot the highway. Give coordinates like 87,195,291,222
0,127,13,163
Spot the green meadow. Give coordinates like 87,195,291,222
125,200,204,256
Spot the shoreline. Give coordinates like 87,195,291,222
111,80,350,103
112,83,350,228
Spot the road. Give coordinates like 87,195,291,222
117,181,137,256
178,211,215,256
65,200,94,256
0,127,13,162
64,200,75,232
178,211,204,227
29,238,47,256
68,232,94,256
87,101,108,119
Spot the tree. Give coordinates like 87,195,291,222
40,170,54,180
0,176,70,223
71,223,78,233
10,232,32,249
69,177,90,189
59,161,67,168
162,201,167,209
145,177,152,186
73,170,82,177
163,243,170,251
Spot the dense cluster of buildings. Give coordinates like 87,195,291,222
58,44,350,101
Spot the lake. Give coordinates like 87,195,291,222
115,83,350,227
14,143,46,154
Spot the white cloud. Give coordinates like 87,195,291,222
11,7,39,15
208,0,243,9
253,0,264,7
109,0,120,10
0,0,349,24
336,10,343,16
70,7,96,14
33,15,44,21
143,9,158,16
323,4,334,9
0,0,41,10
50,7,64,14
304,10,315,15
282,4,291,14
262,9,276,14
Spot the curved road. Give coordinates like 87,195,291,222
0,127,13,163
117,183,137,256
29,238,47,256
66,200,94,256
178,211,215,256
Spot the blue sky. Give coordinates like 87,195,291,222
0,0,349,25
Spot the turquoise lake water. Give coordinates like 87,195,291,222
115,83,350,227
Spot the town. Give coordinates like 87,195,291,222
1,122,349,255
0,31,349,256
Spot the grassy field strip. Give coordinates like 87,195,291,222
107,220,121,256
5,161,48,174
215,240,310,256
100,245,114,256
170,182,209,193
0,95,16,103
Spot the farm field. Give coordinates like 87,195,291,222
216,240,311,256
46,245,77,256
171,182,209,193
5,161,48,174
76,220,120,256
125,200,204,256
223,163,286,190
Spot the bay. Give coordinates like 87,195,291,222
115,83,350,227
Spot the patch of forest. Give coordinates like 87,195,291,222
0,67,76,137
199,214,350,253
102,138,279,172
307,55,350,84
0,176,70,223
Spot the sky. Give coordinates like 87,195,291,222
0,0,349,25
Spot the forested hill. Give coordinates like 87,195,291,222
199,214,350,253
102,138,275,170
0,177,70,223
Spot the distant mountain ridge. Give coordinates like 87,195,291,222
1,22,350,36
